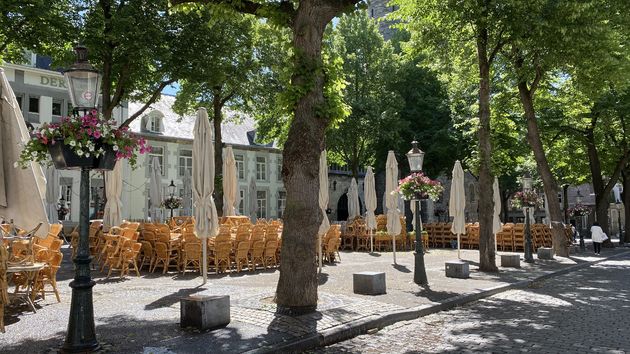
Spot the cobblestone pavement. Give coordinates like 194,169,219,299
0,243,624,353
314,252,630,353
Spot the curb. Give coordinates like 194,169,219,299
245,250,630,354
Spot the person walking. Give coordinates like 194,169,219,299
590,222,608,255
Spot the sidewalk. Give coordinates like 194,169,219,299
1,243,626,353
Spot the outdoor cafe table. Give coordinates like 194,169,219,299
6,262,45,313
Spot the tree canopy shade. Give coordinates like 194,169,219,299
172,0,360,314
0,0,78,63
325,11,402,178
392,0,506,271
171,12,259,215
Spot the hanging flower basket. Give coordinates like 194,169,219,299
510,190,542,209
568,203,591,217
396,172,444,201
48,140,116,171
162,196,183,209
17,110,149,170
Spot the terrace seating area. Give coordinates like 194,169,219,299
73,217,288,278
424,222,574,250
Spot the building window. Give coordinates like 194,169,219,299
149,146,165,175
557,192,563,204
235,154,245,180
149,116,160,132
28,96,39,114
257,190,267,219
52,98,62,116
278,191,286,219
238,189,245,215
178,149,192,176
277,157,282,181
256,156,266,181
16,95,23,109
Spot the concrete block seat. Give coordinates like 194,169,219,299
445,260,469,279
180,295,230,330
353,271,386,295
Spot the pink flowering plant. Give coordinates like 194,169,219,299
162,196,183,209
396,172,444,201
17,110,149,168
510,190,543,209
568,203,591,217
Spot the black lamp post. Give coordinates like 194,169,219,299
522,172,534,263
168,180,176,219
576,189,585,251
61,45,101,353
407,141,428,285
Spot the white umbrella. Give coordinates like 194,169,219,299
249,176,257,222
543,194,551,226
149,156,163,222
45,166,59,224
182,169,192,216
0,68,48,237
103,161,123,229
364,167,377,253
449,160,466,259
492,177,502,254
318,150,330,273
347,178,360,221
193,107,219,284
385,151,401,264
222,146,238,217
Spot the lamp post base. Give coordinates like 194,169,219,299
413,251,428,285
413,199,428,285
61,168,99,353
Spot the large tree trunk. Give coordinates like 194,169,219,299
475,26,497,272
275,0,335,315
212,92,224,216
516,82,568,257
584,128,629,243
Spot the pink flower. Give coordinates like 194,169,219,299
93,130,101,139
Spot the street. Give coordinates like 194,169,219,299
316,252,630,353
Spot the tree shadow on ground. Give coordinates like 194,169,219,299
404,284,460,302
393,264,412,273
318,272,329,285
2,314,284,354
144,286,204,310
398,258,630,354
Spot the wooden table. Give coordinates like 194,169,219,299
6,262,45,312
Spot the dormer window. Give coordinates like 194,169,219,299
143,110,164,133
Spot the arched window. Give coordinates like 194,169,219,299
142,110,164,133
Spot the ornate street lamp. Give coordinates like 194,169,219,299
522,172,534,263
168,180,176,219
406,141,428,285
61,45,101,353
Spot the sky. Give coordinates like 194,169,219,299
162,82,180,96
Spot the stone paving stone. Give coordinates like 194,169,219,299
314,254,630,353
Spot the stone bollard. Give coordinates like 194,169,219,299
500,254,521,268
537,247,554,260
353,271,386,295
445,261,469,279
180,295,230,330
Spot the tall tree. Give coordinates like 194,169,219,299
170,13,261,215
394,0,508,271
0,0,77,63
325,11,402,178
173,0,360,314
498,0,630,254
